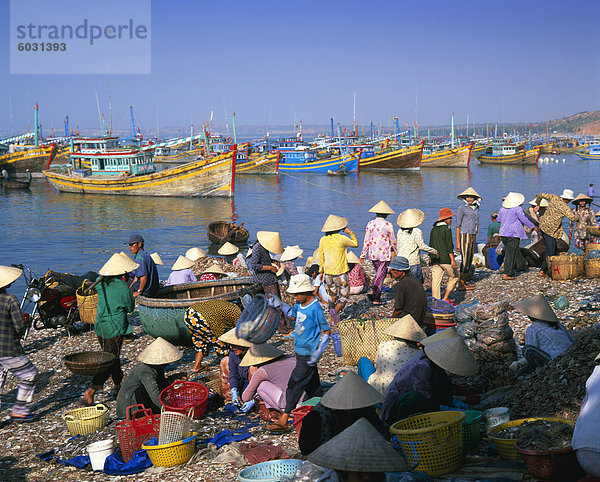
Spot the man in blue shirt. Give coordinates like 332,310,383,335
127,234,159,298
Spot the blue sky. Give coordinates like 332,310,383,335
1,0,599,136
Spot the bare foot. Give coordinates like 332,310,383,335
83,389,95,405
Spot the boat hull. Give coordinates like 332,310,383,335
421,144,472,168
138,277,261,346
359,143,423,170
278,151,360,173
42,150,236,197
478,147,541,166
0,145,57,175
577,153,600,161
208,221,250,244
236,151,280,174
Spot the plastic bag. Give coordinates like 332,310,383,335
586,249,600,259
456,320,476,339
473,301,511,321
554,295,569,310
477,325,514,345
476,312,509,331
454,300,480,324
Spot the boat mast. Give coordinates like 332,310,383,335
190,124,194,151
34,103,39,146
451,112,455,148
232,111,237,145
129,106,136,142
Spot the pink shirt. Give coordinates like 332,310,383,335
360,217,397,261
348,263,366,287
242,356,296,402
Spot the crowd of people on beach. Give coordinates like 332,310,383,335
1,184,600,479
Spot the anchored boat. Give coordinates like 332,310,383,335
138,277,261,346
577,144,600,161
421,143,473,168
477,142,541,166
359,142,423,170
43,136,236,197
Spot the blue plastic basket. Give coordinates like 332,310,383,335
236,294,281,344
331,332,342,357
238,459,302,482
427,296,455,314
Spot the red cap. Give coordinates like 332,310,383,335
437,207,454,222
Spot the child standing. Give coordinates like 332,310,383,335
267,274,331,432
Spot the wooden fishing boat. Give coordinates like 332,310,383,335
0,144,57,176
1,171,32,189
478,143,541,166
421,143,473,168
359,142,423,170
138,277,261,346
235,151,280,174
577,144,600,161
43,136,236,197
154,146,205,164
207,220,250,244
278,150,361,173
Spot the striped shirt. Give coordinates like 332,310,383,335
536,193,577,239
318,230,358,275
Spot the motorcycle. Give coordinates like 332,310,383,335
12,264,94,340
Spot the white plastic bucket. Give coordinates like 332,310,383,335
483,407,510,432
87,438,113,471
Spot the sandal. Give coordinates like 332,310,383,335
10,413,38,423
265,422,291,434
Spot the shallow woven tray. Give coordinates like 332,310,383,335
63,351,116,376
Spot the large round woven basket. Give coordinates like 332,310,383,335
547,254,582,280
63,403,108,436
584,243,600,254
76,286,98,325
63,351,116,376
584,258,600,278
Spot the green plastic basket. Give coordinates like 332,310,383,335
462,410,482,452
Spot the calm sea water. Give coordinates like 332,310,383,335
1,153,597,293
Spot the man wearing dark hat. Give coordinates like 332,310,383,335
128,234,159,298
388,256,427,327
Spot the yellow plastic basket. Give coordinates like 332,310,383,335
142,432,196,467
63,403,108,436
489,417,574,461
390,411,465,476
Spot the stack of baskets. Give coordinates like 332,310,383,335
159,381,209,420
116,404,161,463
159,408,192,444
390,411,465,476
63,403,108,436
142,432,197,467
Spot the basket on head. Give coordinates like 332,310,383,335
116,404,161,463
63,403,108,436
142,432,197,467
76,284,98,325
238,459,303,482
235,294,281,344
159,381,209,420
63,351,116,376
159,408,193,445
389,410,465,476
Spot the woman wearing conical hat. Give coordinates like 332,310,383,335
199,263,228,282
0,265,39,421
218,241,248,268
380,336,478,425
165,255,198,286
570,193,597,250
525,197,549,244
395,208,438,283
347,251,367,295
116,337,182,417
83,253,138,406
359,201,397,305
250,231,284,298
279,245,303,279
455,187,481,290
217,328,253,407
497,192,535,280
318,215,358,324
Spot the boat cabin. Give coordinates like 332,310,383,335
484,144,518,157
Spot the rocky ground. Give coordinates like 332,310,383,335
1,263,599,480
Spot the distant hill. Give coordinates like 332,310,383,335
538,110,600,135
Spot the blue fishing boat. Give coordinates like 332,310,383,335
577,144,600,161
278,150,361,173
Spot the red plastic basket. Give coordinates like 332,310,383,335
159,381,209,420
116,404,161,463
291,405,314,438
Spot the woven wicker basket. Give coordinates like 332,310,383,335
338,318,398,366
584,258,600,278
584,243,600,254
76,286,98,325
547,254,582,280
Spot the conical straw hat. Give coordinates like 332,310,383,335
150,252,164,265
529,197,549,207
171,255,194,271
185,247,206,261
202,264,227,276
119,251,133,260
218,328,252,348
513,294,559,323
0,266,22,289
424,336,479,376
368,200,395,215
397,208,425,229
346,251,360,264
218,242,239,256
502,192,525,209
308,418,408,473
321,215,348,232
280,245,304,262
320,371,384,410
138,337,182,365
246,247,253,258
383,314,427,342
99,253,139,276
420,326,459,346
239,343,285,367
457,186,481,200
256,231,284,254
572,193,592,204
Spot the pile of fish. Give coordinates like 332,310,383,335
53,424,116,460
499,326,600,420
192,257,253,278
496,419,573,451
